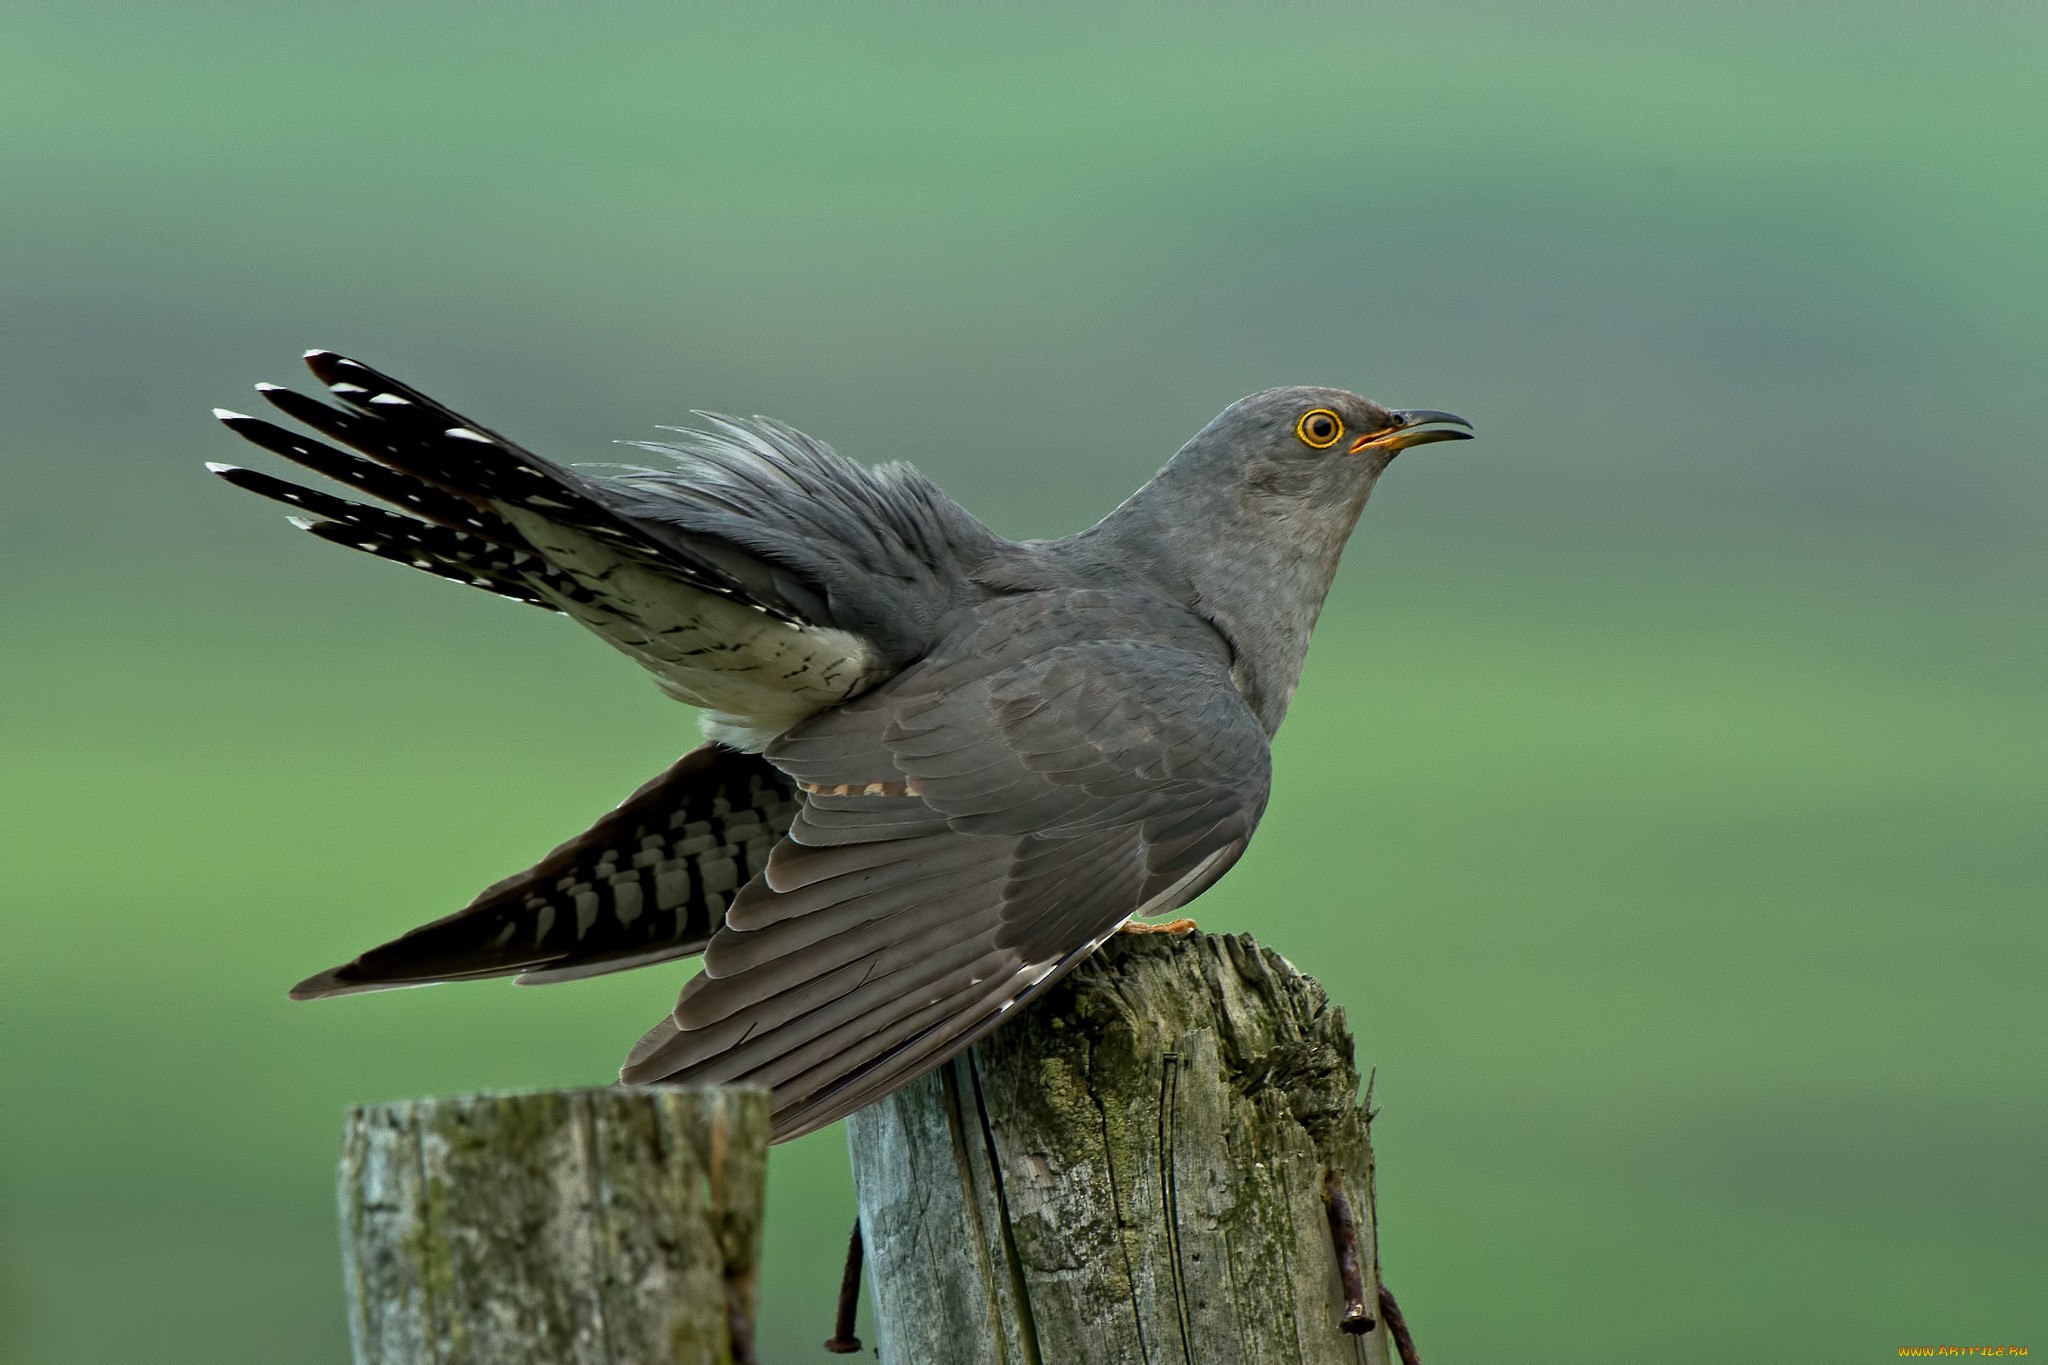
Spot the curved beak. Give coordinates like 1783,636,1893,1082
1350,409,1474,455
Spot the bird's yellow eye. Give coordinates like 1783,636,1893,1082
1295,408,1344,449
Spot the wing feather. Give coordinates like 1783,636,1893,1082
629,934,1010,1086
786,794,954,845
694,847,1008,986
620,591,1272,1141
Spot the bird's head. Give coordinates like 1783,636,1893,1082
1188,386,1472,504
1062,384,1472,730
1100,385,1473,559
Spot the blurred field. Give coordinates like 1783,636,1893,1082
3,2,2043,1361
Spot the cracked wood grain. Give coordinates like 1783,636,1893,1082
847,933,1393,1365
338,1086,768,1364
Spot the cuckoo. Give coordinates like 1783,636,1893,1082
208,351,1470,1141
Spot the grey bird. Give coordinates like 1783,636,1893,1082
209,351,1470,1141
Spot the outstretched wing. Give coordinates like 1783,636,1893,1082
289,744,799,998
620,591,1271,1141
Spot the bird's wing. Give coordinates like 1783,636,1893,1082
620,590,1271,1141
209,351,999,742
289,744,799,998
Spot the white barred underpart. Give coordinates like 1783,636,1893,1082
489,508,880,751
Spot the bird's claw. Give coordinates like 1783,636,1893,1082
1117,917,1199,937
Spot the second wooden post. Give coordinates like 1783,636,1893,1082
340,1085,768,1364
847,932,1396,1365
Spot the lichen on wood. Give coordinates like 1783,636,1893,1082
847,932,1393,1365
339,1085,768,1364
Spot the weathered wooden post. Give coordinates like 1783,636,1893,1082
339,1085,768,1364
847,932,1399,1365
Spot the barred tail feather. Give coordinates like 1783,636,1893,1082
289,745,801,999
214,351,830,627
206,460,564,610
286,353,811,623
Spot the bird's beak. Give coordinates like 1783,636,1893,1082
1350,409,1474,455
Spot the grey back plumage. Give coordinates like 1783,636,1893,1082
613,417,1004,668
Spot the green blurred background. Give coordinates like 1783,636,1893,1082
3,1,2041,1360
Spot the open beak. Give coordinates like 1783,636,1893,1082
1350,409,1474,455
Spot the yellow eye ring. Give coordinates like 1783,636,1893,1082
1295,408,1344,449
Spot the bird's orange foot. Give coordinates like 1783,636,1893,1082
1118,917,1199,937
